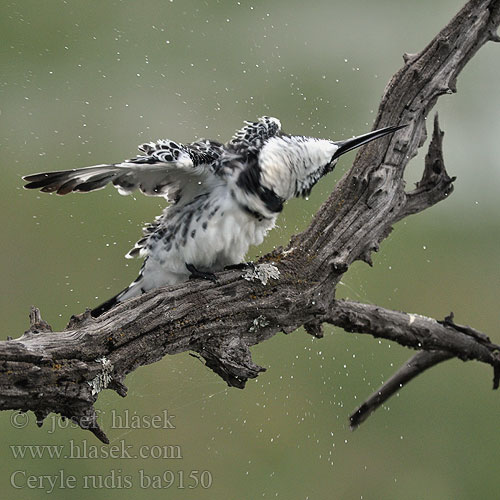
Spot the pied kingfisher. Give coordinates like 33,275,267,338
23,116,404,316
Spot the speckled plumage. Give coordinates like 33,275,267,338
23,117,404,316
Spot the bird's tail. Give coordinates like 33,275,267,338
91,273,146,317
90,281,136,318
91,291,123,318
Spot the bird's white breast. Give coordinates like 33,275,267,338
147,185,276,276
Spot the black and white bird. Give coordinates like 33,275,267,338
23,116,404,317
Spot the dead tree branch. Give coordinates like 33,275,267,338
2,0,499,443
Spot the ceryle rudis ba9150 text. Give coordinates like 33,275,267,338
23,116,405,316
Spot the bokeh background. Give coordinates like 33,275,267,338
1,0,499,498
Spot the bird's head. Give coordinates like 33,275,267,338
258,124,406,201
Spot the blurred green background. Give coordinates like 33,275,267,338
1,0,499,498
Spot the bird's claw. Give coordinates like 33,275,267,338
224,261,256,271
186,263,217,283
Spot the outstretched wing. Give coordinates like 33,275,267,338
227,116,282,155
23,139,224,202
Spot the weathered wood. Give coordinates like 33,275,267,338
2,0,499,443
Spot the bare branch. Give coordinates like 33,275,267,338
325,300,500,367
397,114,455,221
324,299,500,426
2,0,500,441
349,351,453,430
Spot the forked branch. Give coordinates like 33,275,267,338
1,0,499,443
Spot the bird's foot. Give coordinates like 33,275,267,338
224,261,255,271
186,263,217,283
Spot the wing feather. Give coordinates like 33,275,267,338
23,139,224,201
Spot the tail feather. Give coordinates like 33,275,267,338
91,271,147,317
91,290,123,318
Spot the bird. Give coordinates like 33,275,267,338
23,116,405,317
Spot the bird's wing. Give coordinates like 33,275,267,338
125,214,163,259
23,139,224,202
227,116,282,155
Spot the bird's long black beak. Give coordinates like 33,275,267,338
332,124,407,161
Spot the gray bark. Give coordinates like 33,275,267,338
2,0,499,443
